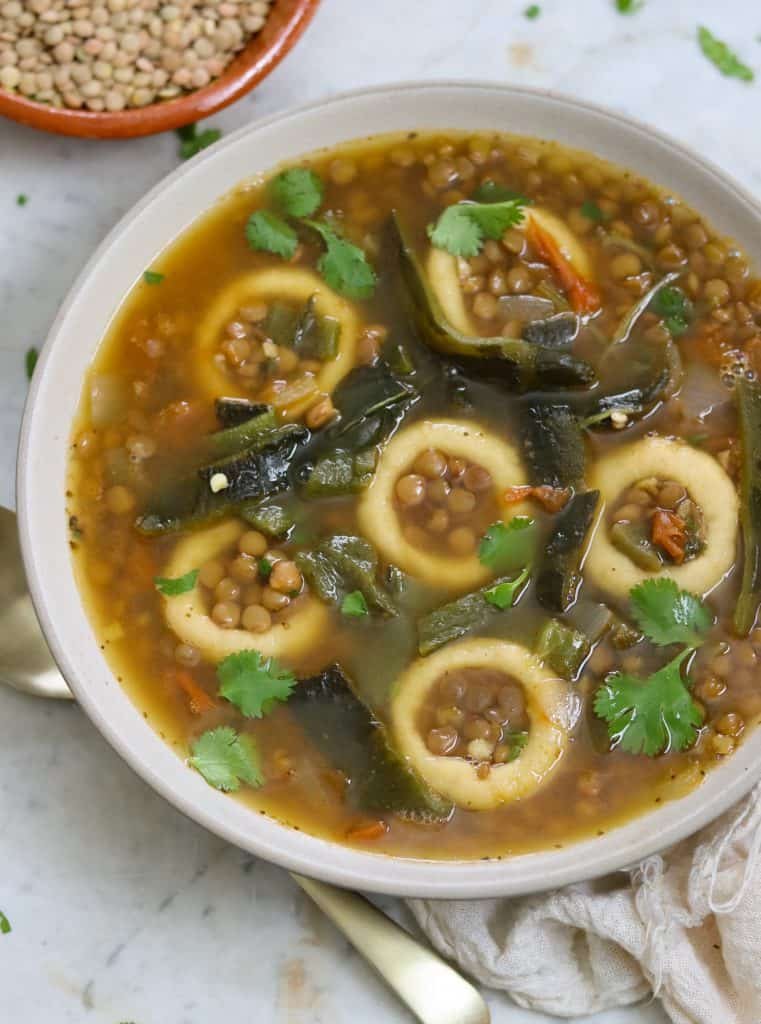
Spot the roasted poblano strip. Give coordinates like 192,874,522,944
289,665,452,822
206,406,278,458
734,378,761,634
535,490,600,613
391,213,596,390
522,312,579,349
536,619,591,680
296,534,396,615
417,573,528,656
521,402,586,489
239,500,296,538
265,297,340,360
214,397,270,428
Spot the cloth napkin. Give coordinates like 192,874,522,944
408,784,761,1023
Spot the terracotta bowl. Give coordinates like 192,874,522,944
17,83,761,898
0,0,319,139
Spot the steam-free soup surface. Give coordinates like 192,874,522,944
67,131,761,859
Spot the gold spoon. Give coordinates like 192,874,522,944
0,505,490,1024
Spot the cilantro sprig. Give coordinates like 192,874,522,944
651,285,692,337
478,517,536,573
483,565,531,609
244,166,376,299
0,911,11,935
698,27,754,82
594,579,712,757
177,123,222,160
428,197,527,258
189,727,263,791
154,569,199,597
217,650,296,719
25,347,38,380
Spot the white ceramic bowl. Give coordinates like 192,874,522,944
17,82,761,898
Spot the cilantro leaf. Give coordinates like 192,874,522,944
524,4,540,18
258,557,273,580
629,579,712,648
478,517,536,573
271,167,323,218
143,270,164,285
25,347,38,380
217,650,296,719
0,911,11,935
189,727,263,791
698,27,754,82
505,731,529,761
16,194,28,207
615,0,643,12
177,123,222,159
245,210,299,260
580,199,604,222
471,180,526,204
341,590,369,617
483,565,531,609
428,198,526,257
594,650,702,756
304,220,377,299
154,569,199,596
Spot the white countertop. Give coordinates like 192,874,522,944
2,1,759,1020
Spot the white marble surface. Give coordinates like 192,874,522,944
2,1,760,1020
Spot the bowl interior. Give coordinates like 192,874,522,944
18,82,761,897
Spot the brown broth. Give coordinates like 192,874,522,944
67,130,761,860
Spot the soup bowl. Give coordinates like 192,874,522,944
17,82,761,898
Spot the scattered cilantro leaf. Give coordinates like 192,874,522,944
483,566,531,609
143,270,164,285
25,347,38,380
270,167,324,218
594,650,702,756
0,911,11,935
524,4,540,18
428,198,526,257
154,569,199,596
189,726,263,791
698,27,754,82
258,557,273,580
16,194,28,206
615,0,643,12
303,219,377,299
177,123,222,159
471,180,526,204
245,210,299,260
217,650,296,719
478,517,536,573
506,731,529,761
341,590,369,617
629,579,712,648
580,199,604,222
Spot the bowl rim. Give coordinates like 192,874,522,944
0,0,320,139
17,79,761,898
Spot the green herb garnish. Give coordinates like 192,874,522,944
651,285,692,336
580,199,604,222
698,27,754,82
16,194,28,207
177,123,222,159
505,731,529,761
25,347,38,380
594,650,702,756
270,167,324,218
428,197,527,257
629,578,712,648
524,4,540,18
154,569,199,596
143,270,165,285
471,180,526,204
217,650,296,719
189,726,263,791
483,565,531,609
478,517,536,573
615,0,643,12
341,590,369,617
303,219,377,299
0,911,11,935
245,210,299,260
258,557,273,580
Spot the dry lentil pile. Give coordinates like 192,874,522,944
0,0,272,111
394,449,496,555
422,668,529,770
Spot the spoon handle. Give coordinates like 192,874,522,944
292,874,490,1024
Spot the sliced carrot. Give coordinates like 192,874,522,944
526,219,601,315
651,509,687,564
172,669,216,715
346,820,388,842
504,484,570,513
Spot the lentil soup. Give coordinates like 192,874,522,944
67,131,761,860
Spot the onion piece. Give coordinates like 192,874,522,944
497,294,555,322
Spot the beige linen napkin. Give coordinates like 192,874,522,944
408,784,761,1023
